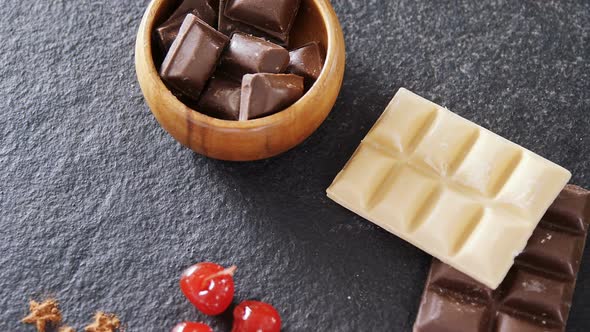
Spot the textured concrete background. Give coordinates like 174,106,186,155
1,0,589,331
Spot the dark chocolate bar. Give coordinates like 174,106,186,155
160,14,229,100
239,73,304,120
219,33,290,79
413,184,590,332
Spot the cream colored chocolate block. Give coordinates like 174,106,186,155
327,144,397,211
364,91,438,155
411,109,479,176
327,88,571,289
411,189,482,256
453,209,532,287
453,130,522,197
371,166,438,233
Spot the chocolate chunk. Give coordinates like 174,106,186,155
414,184,590,332
219,33,289,79
155,0,216,51
160,14,229,100
208,0,220,12
223,0,300,43
155,15,187,52
197,74,241,120
287,41,324,87
218,0,287,46
239,73,303,120
170,0,216,22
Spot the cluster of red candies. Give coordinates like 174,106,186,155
172,262,281,332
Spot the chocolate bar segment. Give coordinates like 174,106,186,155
543,184,590,234
414,290,489,332
326,88,571,289
197,74,241,120
155,0,217,51
495,313,561,332
414,184,590,332
219,33,289,79
287,41,323,87
160,14,229,100
223,0,300,43
239,73,303,120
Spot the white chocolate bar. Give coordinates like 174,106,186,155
327,88,571,289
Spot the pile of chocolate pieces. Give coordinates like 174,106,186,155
154,0,324,121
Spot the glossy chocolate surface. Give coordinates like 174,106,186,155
223,0,300,43
287,41,323,87
239,73,304,120
217,0,287,46
197,74,241,120
155,0,216,51
160,14,229,100
414,184,590,332
170,0,216,22
219,33,289,79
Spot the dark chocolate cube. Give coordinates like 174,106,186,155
155,0,217,51
219,33,289,79
197,74,241,120
218,0,288,46
160,14,229,100
287,41,324,87
239,73,303,120
223,0,300,43
170,0,216,23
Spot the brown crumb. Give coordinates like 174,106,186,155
84,312,121,332
59,326,76,332
21,299,63,332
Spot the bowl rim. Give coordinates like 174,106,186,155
137,0,341,130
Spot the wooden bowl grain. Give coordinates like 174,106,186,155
135,0,346,161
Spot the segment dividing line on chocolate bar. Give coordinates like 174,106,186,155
358,107,525,209
414,185,589,331
488,150,523,198
365,164,403,211
406,186,443,233
360,140,529,221
451,207,484,255
402,109,438,156
327,88,571,288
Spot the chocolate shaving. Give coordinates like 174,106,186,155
84,312,121,332
22,299,63,332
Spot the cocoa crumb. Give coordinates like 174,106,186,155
84,312,121,332
21,299,63,332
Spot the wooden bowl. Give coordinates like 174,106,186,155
135,0,346,161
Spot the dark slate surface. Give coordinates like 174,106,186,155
1,0,589,331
